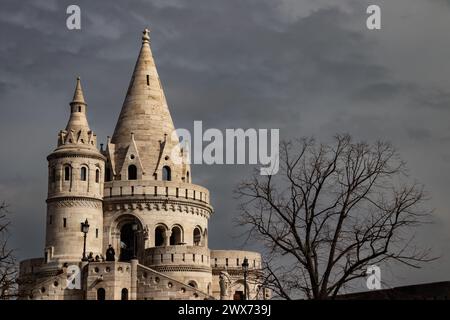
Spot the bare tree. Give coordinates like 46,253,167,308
236,134,435,299
0,202,17,299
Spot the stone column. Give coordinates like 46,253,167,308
164,230,172,246
130,259,138,300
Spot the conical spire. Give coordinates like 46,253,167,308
72,76,86,105
110,29,189,182
53,77,100,151
65,76,90,133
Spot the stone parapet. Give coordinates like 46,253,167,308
144,245,210,268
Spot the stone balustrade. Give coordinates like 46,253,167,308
104,180,210,205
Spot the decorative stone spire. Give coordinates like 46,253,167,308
110,29,189,181
65,76,90,132
71,76,86,105
55,77,98,149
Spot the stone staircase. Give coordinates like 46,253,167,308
136,264,215,300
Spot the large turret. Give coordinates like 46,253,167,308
103,29,213,293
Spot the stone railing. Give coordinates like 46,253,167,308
137,264,213,300
103,180,210,205
144,245,211,269
210,250,262,270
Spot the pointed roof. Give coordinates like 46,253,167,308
110,29,188,181
51,77,103,155
111,29,176,145
65,77,90,132
72,76,86,105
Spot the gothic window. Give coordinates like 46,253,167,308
63,218,67,228
193,227,201,246
64,166,71,181
78,106,81,112
95,169,100,183
186,171,190,183
80,167,87,181
170,226,182,245
146,75,150,86
128,165,137,180
162,166,171,181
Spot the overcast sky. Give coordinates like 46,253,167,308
2,0,450,291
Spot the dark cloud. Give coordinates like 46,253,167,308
2,0,450,291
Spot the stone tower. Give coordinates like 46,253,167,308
18,29,267,301
102,29,214,293
45,77,106,265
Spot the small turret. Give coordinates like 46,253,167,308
44,77,106,265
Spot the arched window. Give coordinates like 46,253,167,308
186,171,190,183
128,165,137,180
162,166,171,181
193,227,201,246
95,169,100,183
121,288,128,300
64,166,71,181
105,167,111,182
155,226,166,246
80,167,87,181
97,288,105,301
170,226,182,245
188,281,198,288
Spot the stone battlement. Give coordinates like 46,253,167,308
210,250,262,270
144,245,211,268
104,180,209,203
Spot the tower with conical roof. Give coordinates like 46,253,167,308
18,29,267,301
44,77,106,265
102,29,213,293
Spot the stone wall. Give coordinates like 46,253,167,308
85,261,133,300
136,264,211,300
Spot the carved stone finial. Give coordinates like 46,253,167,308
142,28,150,43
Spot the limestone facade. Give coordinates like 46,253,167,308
18,29,269,300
